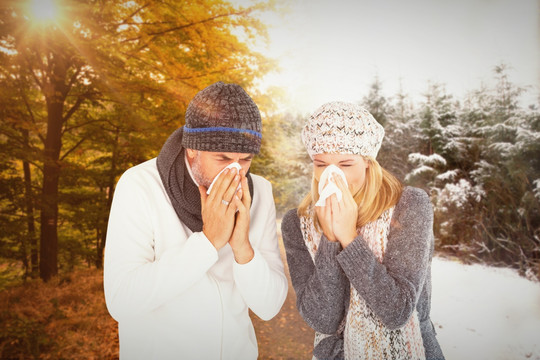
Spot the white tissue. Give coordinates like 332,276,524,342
206,162,242,195
315,164,348,207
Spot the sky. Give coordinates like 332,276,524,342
247,0,540,114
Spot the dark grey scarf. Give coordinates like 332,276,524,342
156,127,254,232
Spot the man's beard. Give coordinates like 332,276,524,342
190,152,212,188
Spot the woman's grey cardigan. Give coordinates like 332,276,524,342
281,187,445,360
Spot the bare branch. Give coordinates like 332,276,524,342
60,136,87,161
18,83,36,124
63,119,107,134
65,67,82,93
121,21,175,26
120,8,251,46
0,212,28,219
62,95,87,124
148,10,247,37
118,2,151,26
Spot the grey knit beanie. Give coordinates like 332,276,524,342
181,81,262,154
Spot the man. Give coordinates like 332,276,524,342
104,82,288,359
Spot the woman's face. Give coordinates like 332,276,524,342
312,153,369,194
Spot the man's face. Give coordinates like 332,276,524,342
186,149,253,188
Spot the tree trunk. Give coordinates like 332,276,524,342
96,128,119,269
39,99,63,281
22,130,38,277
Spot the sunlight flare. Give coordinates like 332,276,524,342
28,0,59,25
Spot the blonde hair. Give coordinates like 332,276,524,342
298,157,403,229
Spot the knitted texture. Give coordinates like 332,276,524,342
300,207,426,360
157,128,254,232
281,187,446,360
181,81,262,154
302,102,384,159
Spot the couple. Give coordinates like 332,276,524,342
104,81,445,360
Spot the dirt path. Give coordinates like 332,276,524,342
249,222,315,360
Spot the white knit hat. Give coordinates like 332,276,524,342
301,101,384,159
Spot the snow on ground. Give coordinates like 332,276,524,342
431,257,540,360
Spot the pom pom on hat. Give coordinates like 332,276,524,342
301,101,384,159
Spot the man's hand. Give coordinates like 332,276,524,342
229,170,254,264
199,168,241,250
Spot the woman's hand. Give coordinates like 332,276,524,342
315,193,337,242
328,174,358,248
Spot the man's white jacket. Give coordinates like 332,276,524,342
104,158,288,359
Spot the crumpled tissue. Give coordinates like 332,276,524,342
315,164,348,207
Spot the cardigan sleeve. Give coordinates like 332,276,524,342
281,209,349,334
336,187,433,330
104,168,219,322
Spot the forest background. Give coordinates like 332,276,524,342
0,0,538,358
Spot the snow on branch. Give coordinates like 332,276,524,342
534,179,540,202
436,169,459,182
405,165,438,183
408,152,447,167
438,179,484,209
488,142,515,156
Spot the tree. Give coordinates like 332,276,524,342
0,57,42,278
0,0,275,280
255,111,311,216
361,75,392,127
465,66,540,274
402,66,540,277
368,79,421,182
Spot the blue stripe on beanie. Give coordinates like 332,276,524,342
184,126,262,139
181,81,262,153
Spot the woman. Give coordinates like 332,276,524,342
281,102,445,360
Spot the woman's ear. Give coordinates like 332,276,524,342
364,157,371,168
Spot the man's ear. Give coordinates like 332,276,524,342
186,148,197,159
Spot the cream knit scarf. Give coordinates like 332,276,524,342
300,207,426,360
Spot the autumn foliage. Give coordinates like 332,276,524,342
0,0,278,281
0,268,117,359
